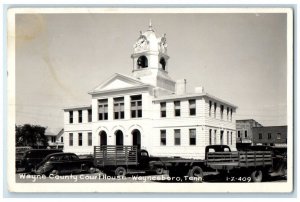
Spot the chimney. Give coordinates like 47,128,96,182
195,86,205,93
175,79,186,95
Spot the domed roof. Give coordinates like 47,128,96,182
133,21,167,54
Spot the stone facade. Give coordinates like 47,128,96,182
63,23,237,159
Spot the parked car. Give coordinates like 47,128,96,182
34,152,95,176
19,149,63,172
16,146,32,170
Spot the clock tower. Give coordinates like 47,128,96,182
131,21,175,94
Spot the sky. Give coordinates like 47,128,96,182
15,12,288,134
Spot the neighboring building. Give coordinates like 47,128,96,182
252,126,287,147
45,129,64,149
236,119,262,148
63,23,237,159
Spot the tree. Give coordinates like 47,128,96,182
16,124,49,148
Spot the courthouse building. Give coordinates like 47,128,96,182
63,23,237,159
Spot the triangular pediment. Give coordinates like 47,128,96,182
91,73,148,93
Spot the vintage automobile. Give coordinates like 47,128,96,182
34,152,95,176
19,149,63,172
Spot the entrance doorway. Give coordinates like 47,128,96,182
132,129,141,149
115,130,124,146
99,131,107,146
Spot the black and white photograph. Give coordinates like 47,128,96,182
6,8,293,192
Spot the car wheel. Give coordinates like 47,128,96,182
114,167,126,177
250,169,263,182
155,167,164,175
50,169,59,176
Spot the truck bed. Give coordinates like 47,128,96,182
94,145,138,167
206,151,273,168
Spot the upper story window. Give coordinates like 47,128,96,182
160,130,166,146
214,103,217,118
78,110,82,123
245,130,248,138
174,129,181,145
137,56,148,68
61,137,63,143
174,101,181,117
98,99,108,120
131,95,142,118
277,133,281,139
189,99,196,116
160,102,166,118
160,57,166,70
220,105,224,119
51,136,56,143
230,108,233,121
226,107,229,120
209,101,212,117
237,130,241,138
268,133,272,139
88,109,92,122
69,111,73,124
114,97,125,119
259,133,262,139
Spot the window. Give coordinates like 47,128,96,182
259,133,262,139
214,130,217,144
88,132,92,146
160,57,166,70
88,109,92,122
78,110,82,123
214,103,217,118
78,133,82,146
237,131,241,138
114,97,124,119
98,99,108,120
160,130,166,146
174,129,181,145
227,131,229,145
131,95,142,118
160,102,166,118
268,133,272,139
61,137,63,143
209,101,212,117
245,130,248,138
69,111,73,124
189,129,196,145
227,107,229,120
174,101,181,117
51,136,56,143
220,105,224,119
277,133,281,139
230,109,233,121
137,55,148,68
220,131,224,145
209,129,212,145
189,99,196,116
69,133,73,146
230,132,233,145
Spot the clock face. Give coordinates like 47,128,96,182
134,36,148,52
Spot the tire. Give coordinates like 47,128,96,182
155,167,164,175
50,169,59,176
188,166,204,182
114,167,127,177
88,167,96,174
250,169,263,182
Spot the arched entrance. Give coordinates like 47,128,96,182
115,130,124,146
132,129,141,149
99,131,107,146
